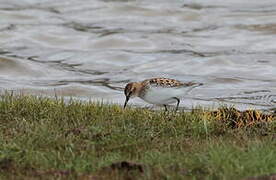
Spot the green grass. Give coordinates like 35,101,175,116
0,93,275,179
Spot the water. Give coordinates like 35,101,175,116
1,0,276,111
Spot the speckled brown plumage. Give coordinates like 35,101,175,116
142,78,197,88
137,78,195,98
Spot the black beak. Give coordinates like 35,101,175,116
124,96,129,109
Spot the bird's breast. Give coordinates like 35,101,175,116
139,87,182,105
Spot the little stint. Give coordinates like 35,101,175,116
123,77,202,111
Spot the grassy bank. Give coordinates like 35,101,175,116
0,94,275,179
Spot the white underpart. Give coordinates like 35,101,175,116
140,86,188,105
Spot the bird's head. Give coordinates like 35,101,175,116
123,82,140,108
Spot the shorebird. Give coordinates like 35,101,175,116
123,77,202,111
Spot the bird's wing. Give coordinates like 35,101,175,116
143,77,185,88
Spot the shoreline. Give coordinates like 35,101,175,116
0,94,275,179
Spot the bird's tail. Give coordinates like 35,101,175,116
184,82,203,95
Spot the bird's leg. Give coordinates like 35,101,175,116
163,104,168,112
173,97,180,112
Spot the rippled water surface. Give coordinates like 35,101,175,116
1,0,276,111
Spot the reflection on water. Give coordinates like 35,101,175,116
0,0,276,111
